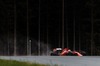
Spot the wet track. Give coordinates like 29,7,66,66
0,56,100,66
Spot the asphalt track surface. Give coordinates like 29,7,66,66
0,56,100,66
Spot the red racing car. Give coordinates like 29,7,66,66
50,48,83,56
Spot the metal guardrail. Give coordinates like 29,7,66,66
0,56,100,66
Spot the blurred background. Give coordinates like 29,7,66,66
0,0,100,56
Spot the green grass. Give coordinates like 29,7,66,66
0,59,50,66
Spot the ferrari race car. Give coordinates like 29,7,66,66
50,48,83,56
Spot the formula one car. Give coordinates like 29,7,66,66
50,48,83,56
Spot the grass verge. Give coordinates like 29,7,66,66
0,59,51,66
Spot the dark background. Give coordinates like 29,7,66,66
0,0,100,55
